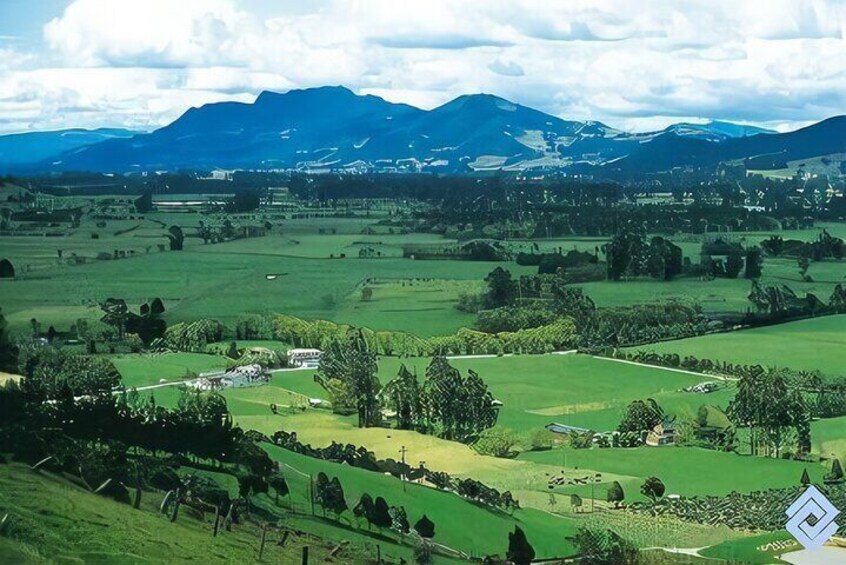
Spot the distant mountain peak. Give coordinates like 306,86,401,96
255,85,355,104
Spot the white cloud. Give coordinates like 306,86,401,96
0,0,844,133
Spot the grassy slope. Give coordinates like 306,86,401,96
699,531,795,564
0,462,339,564
628,315,846,376
262,443,579,560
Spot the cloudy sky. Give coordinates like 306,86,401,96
1,0,845,134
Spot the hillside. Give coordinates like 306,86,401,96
0,461,341,563
610,116,846,175
0,128,137,169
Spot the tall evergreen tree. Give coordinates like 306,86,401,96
506,526,535,565
414,514,436,539
318,330,381,427
381,364,421,430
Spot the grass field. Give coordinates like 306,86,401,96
811,415,846,462
112,351,228,387
0,462,347,564
699,531,797,564
140,352,726,437
519,445,824,500
0,233,527,336
376,354,721,433
262,443,581,560
332,278,481,337
580,257,846,313
629,315,846,375
3,209,845,340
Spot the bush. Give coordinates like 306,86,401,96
525,428,557,451
455,292,484,314
473,427,519,458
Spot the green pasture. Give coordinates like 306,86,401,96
699,531,797,564
629,315,846,376
0,217,177,273
0,231,529,336
112,351,227,388
377,354,719,433
520,445,825,500
0,462,344,564
332,278,481,337
192,231,456,259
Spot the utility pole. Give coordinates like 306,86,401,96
399,445,408,492
591,478,595,513
308,473,315,516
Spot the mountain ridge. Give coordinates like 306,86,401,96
1,86,842,176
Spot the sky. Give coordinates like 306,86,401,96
0,0,845,134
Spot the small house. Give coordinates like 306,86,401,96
646,418,677,447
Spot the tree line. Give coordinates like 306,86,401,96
313,330,501,442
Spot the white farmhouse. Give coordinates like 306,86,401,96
287,348,322,368
189,364,269,391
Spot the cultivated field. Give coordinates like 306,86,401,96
629,315,846,376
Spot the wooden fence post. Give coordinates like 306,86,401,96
170,489,181,522
277,530,290,547
133,486,142,510
258,525,267,560
302,546,309,565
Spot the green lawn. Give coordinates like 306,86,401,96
112,351,227,387
629,315,846,376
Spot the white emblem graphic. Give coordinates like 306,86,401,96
785,485,840,550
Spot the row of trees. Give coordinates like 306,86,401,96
604,233,683,281
380,357,499,442
472,267,710,347
313,331,501,441
269,430,519,512
161,310,578,358
613,350,846,420
727,370,811,458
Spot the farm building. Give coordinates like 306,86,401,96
190,364,268,391
646,418,678,447
545,423,590,435
288,348,322,368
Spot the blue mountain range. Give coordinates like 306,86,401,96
1,86,843,176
